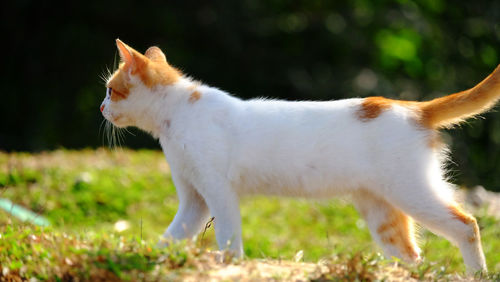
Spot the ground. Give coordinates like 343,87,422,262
0,149,499,281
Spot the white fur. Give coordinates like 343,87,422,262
101,75,487,273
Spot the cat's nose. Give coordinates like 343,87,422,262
100,104,105,112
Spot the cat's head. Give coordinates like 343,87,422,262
100,39,181,128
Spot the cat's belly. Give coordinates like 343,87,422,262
229,166,365,198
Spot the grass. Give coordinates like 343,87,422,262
0,224,199,280
1,149,499,280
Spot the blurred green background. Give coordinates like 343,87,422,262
1,1,499,191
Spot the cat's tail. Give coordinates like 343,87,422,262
419,64,500,128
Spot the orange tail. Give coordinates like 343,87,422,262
419,64,500,128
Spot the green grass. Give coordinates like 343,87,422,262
1,149,499,280
0,223,209,280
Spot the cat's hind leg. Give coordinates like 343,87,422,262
384,177,487,273
352,191,421,263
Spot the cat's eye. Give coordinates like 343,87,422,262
107,87,127,100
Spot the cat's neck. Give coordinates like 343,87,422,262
134,77,231,138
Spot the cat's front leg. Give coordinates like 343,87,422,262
197,177,244,258
159,175,210,246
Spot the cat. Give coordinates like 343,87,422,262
101,39,500,273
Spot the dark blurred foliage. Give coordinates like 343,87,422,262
0,0,499,190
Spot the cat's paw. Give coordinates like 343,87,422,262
210,250,240,264
156,237,172,248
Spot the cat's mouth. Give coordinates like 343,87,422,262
105,113,131,128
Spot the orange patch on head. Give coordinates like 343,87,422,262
115,39,181,90
107,69,131,102
144,46,167,63
136,60,181,88
357,97,393,121
189,91,201,103
110,89,127,102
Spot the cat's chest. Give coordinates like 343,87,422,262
159,132,210,172
159,135,188,163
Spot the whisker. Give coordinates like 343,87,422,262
99,73,105,84
100,70,109,85
121,128,129,142
104,121,109,148
116,127,124,144
111,125,117,149
106,121,113,149
114,126,120,149
100,64,114,86
117,128,126,150
99,118,107,146
119,127,127,145
122,127,136,137
106,66,112,82
104,121,108,146
110,124,124,151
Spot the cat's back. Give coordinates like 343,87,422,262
182,91,425,148
237,98,364,132
237,97,421,138
243,97,363,116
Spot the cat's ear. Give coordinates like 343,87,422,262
116,39,148,73
116,39,134,67
145,46,167,63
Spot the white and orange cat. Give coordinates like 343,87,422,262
101,39,499,273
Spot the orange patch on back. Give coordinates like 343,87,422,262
357,97,394,121
189,91,202,103
357,97,427,127
187,83,200,91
